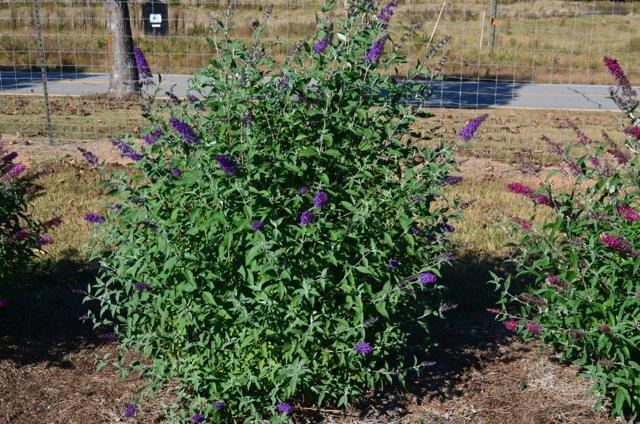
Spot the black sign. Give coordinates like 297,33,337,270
142,1,168,36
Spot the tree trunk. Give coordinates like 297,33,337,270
107,0,139,95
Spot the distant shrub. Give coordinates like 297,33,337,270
86,1,458,421
492,56,640,418
0,149,57,286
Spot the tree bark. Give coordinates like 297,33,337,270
107,0,139,95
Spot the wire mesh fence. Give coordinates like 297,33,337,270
0,0,638,162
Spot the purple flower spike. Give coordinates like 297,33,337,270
45,216,63,228
354,341,373,355
507,182,533,196
38,234,54,246
134,282,150,292
77,147,99,166
412,195,422,204
458,114,488,141
171,168,181,177
123,403,137,418
2,151,17,163
276,402,293,414
388,259,399,269
418,272,437,284
599,233,633,254
112,139,143,161
214,401,225,411
84,212,105,224
313,191,329,208
616,204,639,223
313,32,332,54
503,320,519,332
378,0,399,26
13,229,29,241
297,186,309,194
169,117,198,145
251,220,264,231
441,224,455,233
191,412,204,423
300,210,315,225
3,162,26,182
365,36,387,64
215,154,237,176
524,321,542,335
134,48,153,85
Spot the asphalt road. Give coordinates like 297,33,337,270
0,71,629,111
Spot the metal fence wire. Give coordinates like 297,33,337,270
0,0,638,155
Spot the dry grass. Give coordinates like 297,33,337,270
1,0,638,83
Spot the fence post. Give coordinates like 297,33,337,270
488,0,497,52
33,0,54,146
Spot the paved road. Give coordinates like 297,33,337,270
0,71,629,111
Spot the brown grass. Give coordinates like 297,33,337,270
1,0,638,84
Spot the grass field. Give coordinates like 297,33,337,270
1,0,639,84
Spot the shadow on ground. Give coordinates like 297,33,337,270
0,251,101,368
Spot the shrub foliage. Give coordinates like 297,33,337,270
87,1,457,421
492,57,640,418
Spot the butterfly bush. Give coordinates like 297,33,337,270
491,57,640,418
0,148,57,287
86,1,457,421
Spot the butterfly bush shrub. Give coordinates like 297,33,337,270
86,1,457,421
0,148,56,288
491,57,640,418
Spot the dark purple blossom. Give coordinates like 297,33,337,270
77,147,98,166
313,191,329,208
507,182,533,196
533,194,555,208
388,259,399,269
300,210,315,225
143,129,164,145
625,126,640,140
444,176,463,185
504,320,519,332
170,168,181,177
277,76,290,90
169,117,198,145
297,186,309,194
251,220,264,231
458,114,488,141
603,56,636,96
134,47,153,85
97,332,117,342
134,282,150,292
215,154,237,176
599,324,611,333
412,195,422,204
45,216,63,228
617,204,639,223
378,0,399,25
165,89,180,103
84,212,105,224
513,217,532,231
112,139,143,161
599,233,633,254
2,151,17,163
3,162,26,182
354,341,373,355
191,412,204,423
524,321,542,335
123,403,137,418
187,94,199,103
276,402,293,414
38,234,53,246
419,272,437,284
365,36,387,64
110,204,122,213
313,32,332,54
13,229,29,241
441,224,455,233
214,401,225,411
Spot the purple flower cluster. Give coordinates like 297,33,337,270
143,129,164,145
169,117,198,145
533,194,555,208
13,229,29,241
378,1,399,25
215,154,237,176
134,282,150,292
2,162,26,182
524,321,542,335
170,168,181,177
603,55,636,97
77,147,99,166
213,401,225,411
444,175,463,185
300,210,315,225
297,186,309,194
112,139,143,161
599,233,633,254
123,403,137,418
458,114,488,142
133,48,153,85
251,220,264,231
388,259,399,269
365,36,387,64
418,272,437,284
277,76,290,90
2,151,17,163
625,126,640,140
354,341,373,355
504,320,519,332
38,234,54,246
84,212,105,224
313,191,329,208
45,216,63,228
513,217,532,231
276,402,293,414
616,204,639,223
507,182,533,196
313,32,333,54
